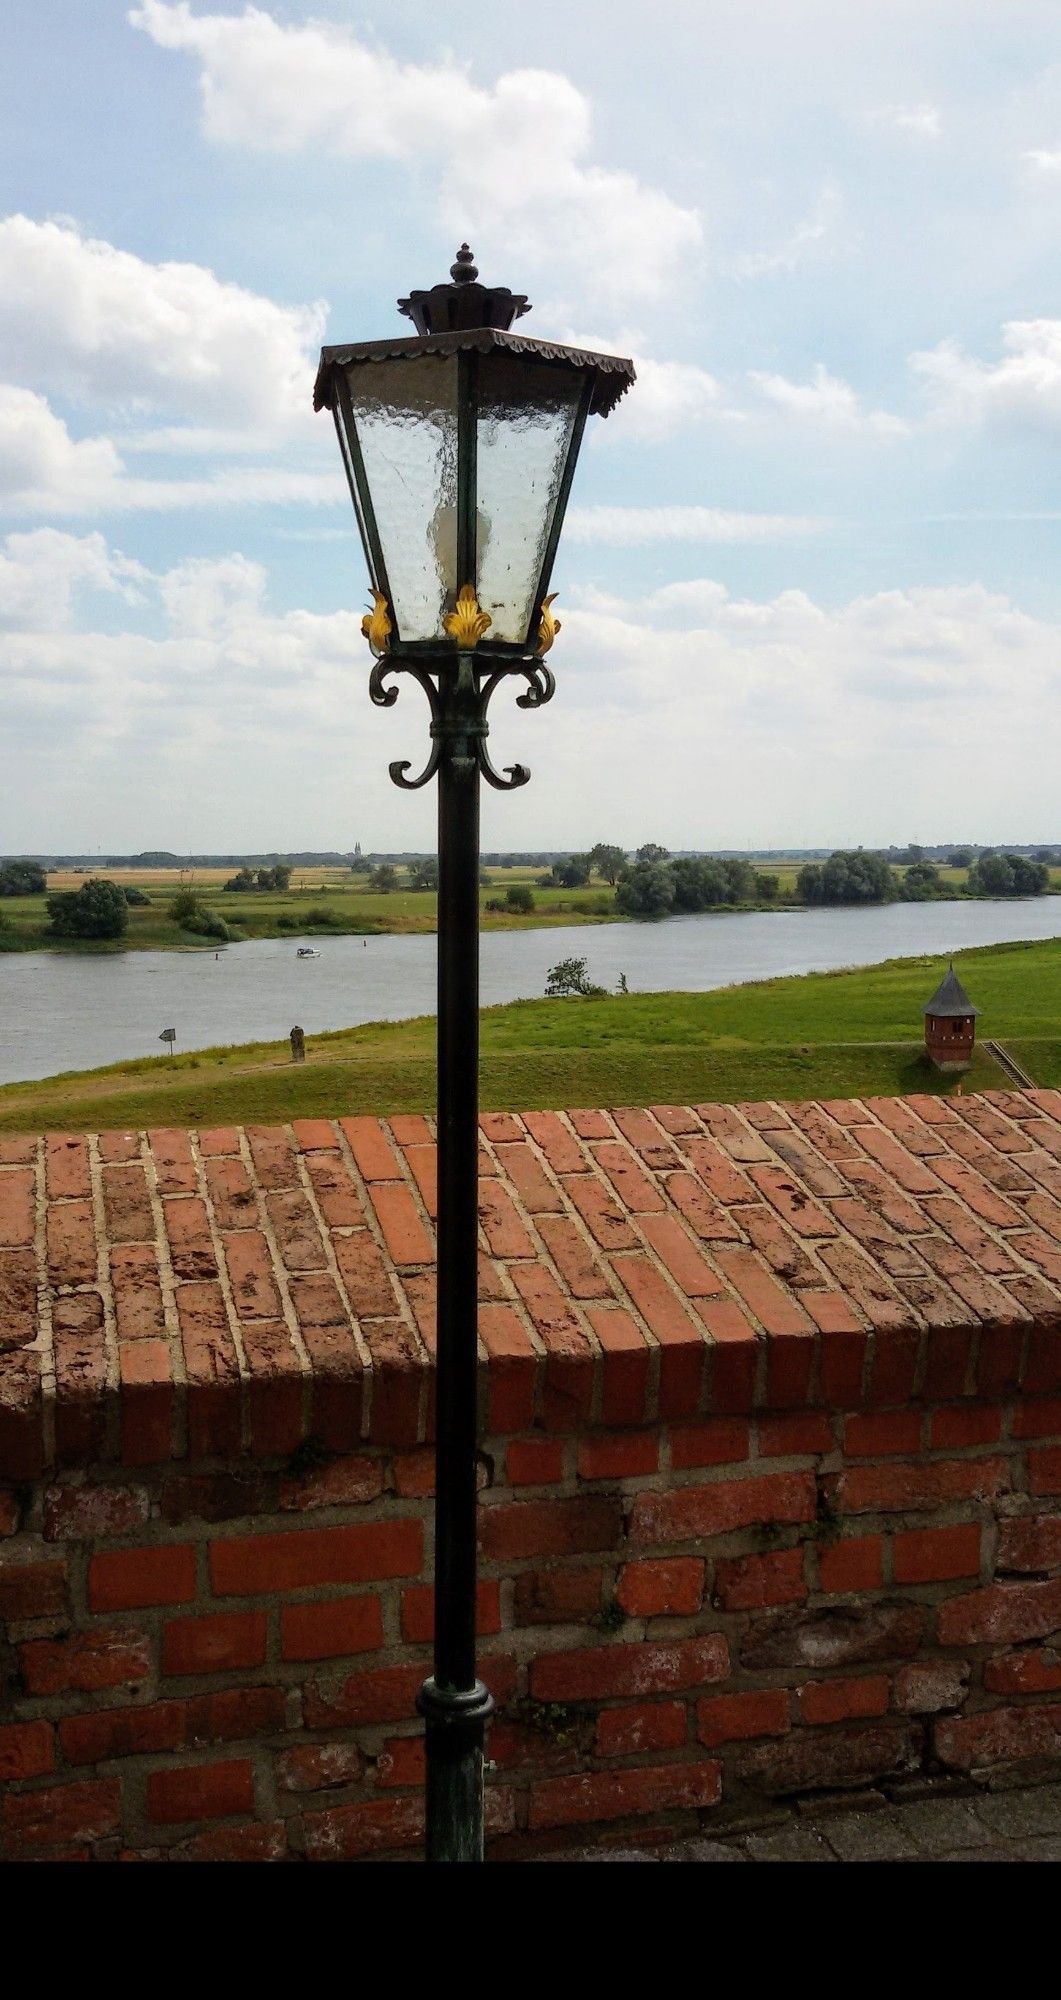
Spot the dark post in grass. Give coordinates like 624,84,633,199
314,249,634,1862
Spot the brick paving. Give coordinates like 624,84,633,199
5,1088,1061,1467
557,1776,1061,1861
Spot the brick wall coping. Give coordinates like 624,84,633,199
2,1089,1060,1478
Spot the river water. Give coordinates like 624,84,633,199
2,896,1059,1087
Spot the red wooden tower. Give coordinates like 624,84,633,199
923,962,980,1072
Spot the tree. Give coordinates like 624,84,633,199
0,861,46,896
1033,848,1057,866
615,861,676,917
947,849,973,869
799,851,897,905
900,861,941,901
636,842,670,863
409,858,439,893
370,863,399,893
545,956,605,997
505,884,534,912
47,877,128,940
589,843,626,885
549,855,592,888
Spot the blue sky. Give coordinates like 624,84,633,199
1,0,1060,853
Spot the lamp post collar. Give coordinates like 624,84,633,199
397,244,531,335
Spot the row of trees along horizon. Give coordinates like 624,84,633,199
0,841,1055,942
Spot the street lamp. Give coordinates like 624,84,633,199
314,247,634,1863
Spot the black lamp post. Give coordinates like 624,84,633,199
314,249,634,1863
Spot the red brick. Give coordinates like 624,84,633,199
2,1779,121,1852
171,1819,287,1862
983,1649,1061,1695
494,1140,562,1214
43,1481,149,1542
893,1524,982,1584
577,1432,658,1481
616,1558,705,1618
506,1438,565,1486
838,1457,1010,1515
844,1410,923,1457
630,1471,815,1545
362,1317,424,1447
400,1578,501,1643
20,1626,150,1698
757,1413,833,1457
147,1759,255,1825
0,1167,34,1246
304,1653,516,1730
45,1134,89,1199
798,1674,889,1725
392,1448,434,1498
1030,1446,1061,1495
0,1720,55,1781
478,1302,537,1432
636,1213,725,1296
696,1689,791,1748
479,1495,621,1562
714,1546,807,1611
512,1567,604,1626
596,1701,687,1757
477,1180,535,1259
119,1340,174,1466
929,1403,1003,1449
177,1281,241,1459
279,1455,384,1511
280,1594,384,1661
997,1516,1061,1573
276,1743,364,1792
162,1612,268,1677
59,1687,284,1765
586,1306,651,1426
53,1293,106,1463
0,1557,68,1621
614,1254,706,1416
102,1162,154,1243
161,1470,267,1525
1013,1398,1061,1440
46,1200,97,1285
511,1262,594,1430
209,1519,422,1595
367,1181,433,1267
696,1298,760,1413
303,1153,365,1229
302,1794,426,1859
530,1634,729,1702
89,1543,196,1612
376,1736,427,1788
522,1112,586,1175
935,1701,1061,1771
893,1659,970,1712
669,1418,749,1469
340,1117,402,1181
817,1536,884,1594
937,1576,1061,1646
528,1758,721,1830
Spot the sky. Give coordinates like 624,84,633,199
1,0,1060,855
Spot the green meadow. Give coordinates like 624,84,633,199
1,935,1057,1134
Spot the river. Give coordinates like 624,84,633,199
1,896,1059,1087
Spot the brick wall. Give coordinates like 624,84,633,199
1,1094,1060,1859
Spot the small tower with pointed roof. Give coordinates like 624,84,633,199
923,962,980,1072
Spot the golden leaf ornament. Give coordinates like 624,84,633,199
443,583,492,649
536,593,561,657
361,590,392,658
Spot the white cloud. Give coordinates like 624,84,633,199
0,213,324,433
1022,146,1061,173
129,2,702,305
0,528,147,631
736,187,852,278
0,382,341,514
864,103,941,140
566,505,823,545
913,319,1061,428
748,363,908,436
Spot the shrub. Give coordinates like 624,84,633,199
47,877,129,940
505,883,535,912
122,885,151,906
0,861,46,896
545,955,606,997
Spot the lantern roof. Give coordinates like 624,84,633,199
922,962,980,1018
312,245,635,418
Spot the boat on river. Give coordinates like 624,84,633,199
296,947,320,959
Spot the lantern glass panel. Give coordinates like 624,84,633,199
475,354,584,644
342,356,458,642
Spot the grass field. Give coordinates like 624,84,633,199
4,859,1058,955
1,935,1057,1134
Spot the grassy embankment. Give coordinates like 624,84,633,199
3,861,1057,955
1,936,1057,1135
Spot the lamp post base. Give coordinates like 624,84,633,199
417,1678,496,1862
